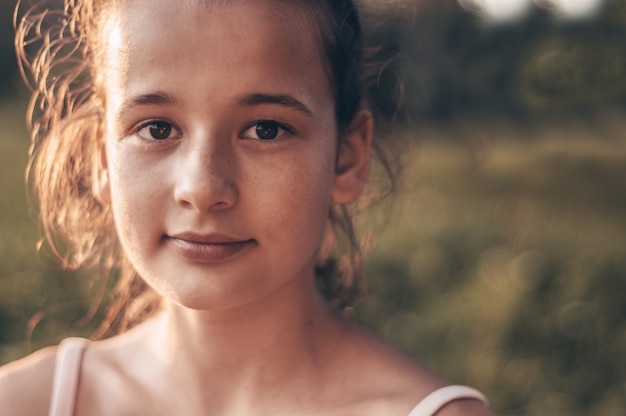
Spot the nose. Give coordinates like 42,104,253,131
173,134,238,212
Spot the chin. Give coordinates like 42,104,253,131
159,284,263,313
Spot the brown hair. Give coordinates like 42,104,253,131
15,0,398,337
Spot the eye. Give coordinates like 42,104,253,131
241,120,292,141
136,121,180,141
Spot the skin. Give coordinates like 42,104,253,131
0,1,496,415
99,0,348,313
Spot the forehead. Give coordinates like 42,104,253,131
103,0,315,38
99,0,332,113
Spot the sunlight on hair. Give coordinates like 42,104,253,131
535,0,604,19
458,0,533,22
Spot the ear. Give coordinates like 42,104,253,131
331,109,373,205
93,141,111,204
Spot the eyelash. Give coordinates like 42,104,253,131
132,119,295,142
240,120,294,142
134,120,181,142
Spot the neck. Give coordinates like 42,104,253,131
146,274,346,405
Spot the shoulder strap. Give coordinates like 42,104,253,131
48,338,89,416
407,385,488,416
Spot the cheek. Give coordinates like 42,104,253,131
252,150,335,244
105,143,165,239
107,146,136,210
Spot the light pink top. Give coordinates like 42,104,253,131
49,338,88,416
49,338,489,416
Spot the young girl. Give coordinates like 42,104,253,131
1,0,495,415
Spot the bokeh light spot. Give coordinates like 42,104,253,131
459,0,533,21
535,0,604,19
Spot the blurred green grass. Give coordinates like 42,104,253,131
0,100,95,362
1,100,625,415
0,100,41,357
359,125,626,415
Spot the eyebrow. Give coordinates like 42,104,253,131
236,93,313,117
118,91,178,115
118,91,313,117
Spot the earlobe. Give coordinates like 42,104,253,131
331,110,373,205
94,168,111,204
93,143,111,204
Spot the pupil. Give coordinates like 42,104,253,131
149,123,171,140
256,122,278,140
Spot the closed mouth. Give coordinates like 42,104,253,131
165,234,256,262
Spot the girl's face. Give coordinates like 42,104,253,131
97,0,370,310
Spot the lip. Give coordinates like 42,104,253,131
165,232,256,263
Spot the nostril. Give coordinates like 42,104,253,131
173,143,239,212
174,175,238,212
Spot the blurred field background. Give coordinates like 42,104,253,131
1,0,626,415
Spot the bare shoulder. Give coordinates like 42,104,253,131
334,321,495,415
0,345,59,416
